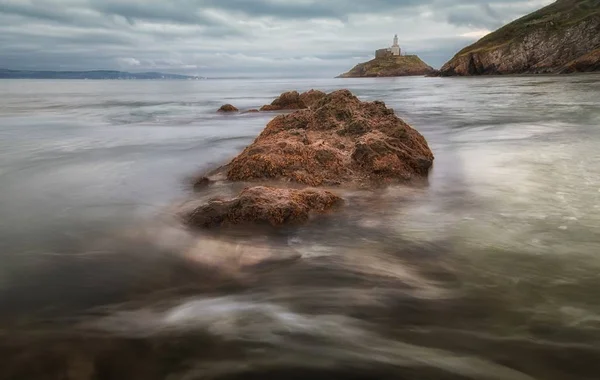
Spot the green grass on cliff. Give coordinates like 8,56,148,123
456,0,600,56
340,55,432,77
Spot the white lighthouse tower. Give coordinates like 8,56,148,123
390,34,401,56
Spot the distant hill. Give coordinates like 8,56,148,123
439,0,600,75
337,55,435,78
0,69,202,80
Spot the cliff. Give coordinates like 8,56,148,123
439,0,600,76
337,55,435,78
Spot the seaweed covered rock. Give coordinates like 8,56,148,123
218,104,239,113
259,90,326,111
299,89,326,108
185,186,342,228
226,89,434,186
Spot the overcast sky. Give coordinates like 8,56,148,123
0,0,553,77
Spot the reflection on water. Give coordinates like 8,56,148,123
1,75,600,379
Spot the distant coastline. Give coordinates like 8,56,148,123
0,69,203,80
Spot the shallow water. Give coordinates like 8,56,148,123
1,76,600,379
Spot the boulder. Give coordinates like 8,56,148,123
184,186,342,228
225,89,434,186
242,109,260,114
218,104,239,113
260,91,305,111
259,90,326,111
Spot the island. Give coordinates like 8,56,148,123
439,0,600,76
337,35,435,78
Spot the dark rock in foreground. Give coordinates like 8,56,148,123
218,104,239,113
185,186,342,228
226,89,434,186
439,0,600,76
337,55,435,78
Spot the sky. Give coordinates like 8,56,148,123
0,0,554,78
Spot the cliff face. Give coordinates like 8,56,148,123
337,55,434,78
440,0,600,76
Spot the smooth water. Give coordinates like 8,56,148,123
1,76,600,379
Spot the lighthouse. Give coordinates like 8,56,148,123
390,34,401,56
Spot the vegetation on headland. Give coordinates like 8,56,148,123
337,55,435,78
440,0,600,75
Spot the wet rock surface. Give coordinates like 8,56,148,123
187,89,432,229
184,186,342,228
227,89,434,186
259,90,326,111
218,104,239,113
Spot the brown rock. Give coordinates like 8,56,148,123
259,89,327,111
184,186,342,228
192,176,212,191
299,89,327,108
218,104,239,113
242,109,260,114
225,89,434,186
260,91,305,111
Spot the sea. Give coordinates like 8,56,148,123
1,76,600,380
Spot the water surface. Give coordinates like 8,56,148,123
1,76,600,379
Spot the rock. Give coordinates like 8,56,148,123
299,89,327,108
218,104,239,113
260,90,306,111
184,186,342,228
561,48,600,73
225,89,434,186
242,109,260,114
439,0,600,76
259,90,327,111
337,55,435,78
192,176,212,191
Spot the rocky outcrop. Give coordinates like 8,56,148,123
218,104,238,112
187,89,433,230
184,186,342,228
242,109,260,114
337,55,435,78
440,0,600,76
259,90,326,111
226,89,434,186
561,48,600,73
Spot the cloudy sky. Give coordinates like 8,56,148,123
0,0,553,77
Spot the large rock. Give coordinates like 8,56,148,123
259,90,326,111
218,104,239,112
337,55,435,78
439,0,600,76
226,89,434,186
184,186,342,228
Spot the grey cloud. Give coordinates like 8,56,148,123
0,0,553,76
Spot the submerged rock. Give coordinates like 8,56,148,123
226,89,434,186
242,109,260,114
184,186,342,228
259,90,326,111
218,104,239,113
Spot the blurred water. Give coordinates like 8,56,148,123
1,76,600,379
